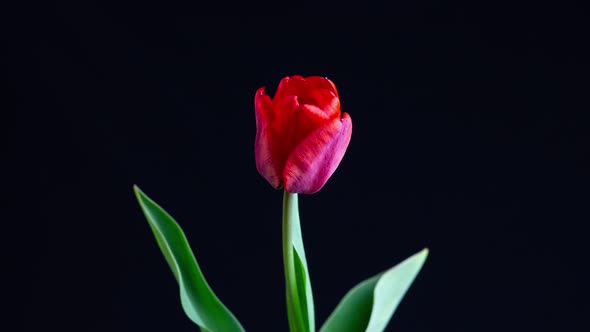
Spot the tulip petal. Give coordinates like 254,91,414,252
283,113,352,194
305,76,339,96
271,95,301,174
274,76,306,102
255,87,280,188
275,76,338,102
304,89,340,118
299,104,331,124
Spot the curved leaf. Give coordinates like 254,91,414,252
320,248,428,332
134,185,245,332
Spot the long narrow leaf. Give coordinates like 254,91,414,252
288,194,315,332
320,249,428,332
134,185,245,332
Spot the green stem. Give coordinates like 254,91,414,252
283,191,305,332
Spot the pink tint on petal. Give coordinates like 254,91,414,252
283,113,353,194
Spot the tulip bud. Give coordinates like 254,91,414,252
255,75,352,194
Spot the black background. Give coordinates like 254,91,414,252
6,2,590,331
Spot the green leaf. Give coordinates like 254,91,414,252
287,193,315,332
134,185,245,332
320,248,428,332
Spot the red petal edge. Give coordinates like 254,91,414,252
304,76,339,96
255,87,281,188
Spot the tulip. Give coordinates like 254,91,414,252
134,76,425,332
255,75,352,194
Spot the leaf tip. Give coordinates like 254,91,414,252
133,185,150,212
416,247,429,264
133,184,146,200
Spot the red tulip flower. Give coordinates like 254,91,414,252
255,75,352,194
